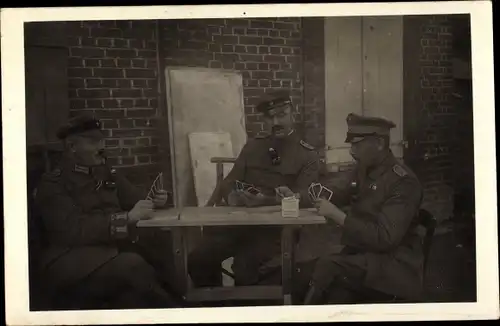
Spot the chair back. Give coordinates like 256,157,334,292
418,208,437,271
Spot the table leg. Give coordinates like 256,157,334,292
281,226,295,305
172,227,188,297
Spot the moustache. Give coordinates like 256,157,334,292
272,125,284,133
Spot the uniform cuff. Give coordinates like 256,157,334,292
110,212,129,240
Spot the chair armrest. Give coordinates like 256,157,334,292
211,157,237,164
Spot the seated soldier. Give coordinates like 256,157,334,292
188,90,320,289
34,114,181,309
304,113,424,304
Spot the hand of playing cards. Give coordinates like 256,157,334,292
145,172,168,207
235,180,263,197
308,182,333,202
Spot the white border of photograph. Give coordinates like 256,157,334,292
2,1,498,324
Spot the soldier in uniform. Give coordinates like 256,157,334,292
34,114,181,309
188,91,320,289
303,113,424,304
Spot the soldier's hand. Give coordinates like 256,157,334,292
275,186,295,198
314,198,346,225
152,189,168,208
240,190,267,207
128,200,154,222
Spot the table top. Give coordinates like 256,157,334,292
136,205,326,227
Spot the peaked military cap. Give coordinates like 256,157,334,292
56,114,103,140
345,113,396,143
256,90,293,116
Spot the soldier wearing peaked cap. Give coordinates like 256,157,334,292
188,90,321,289
303,113,424,305
33,114,182,309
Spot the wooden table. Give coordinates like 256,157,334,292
137,206,326,305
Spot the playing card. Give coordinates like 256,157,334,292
312,183,322,199
146,172,164,200
308,182,319,201
317,185,334,201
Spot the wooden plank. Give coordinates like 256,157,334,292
281,226,294,305
189,132,235,207
172,228,188,296
185,285,283,302
165,67,247,209
362,16,404,158
324,17,363,165
138,207,326,227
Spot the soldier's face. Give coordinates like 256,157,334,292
265,104,294,139
349,136,383,164
70,136,106,166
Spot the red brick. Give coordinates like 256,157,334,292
252,71,273,79
250,20,273,29
239,36,263,45
127,108,156,118
116,80,131,89
71,47,105,58
239,54,263,62
94,68,123,78
78,89,110,98
113,39,129,48
94,109,126,119
138,50,156,58
101,59,117,67
264,55,286,63
102,99,121,108
84,59,100,67
125,69,156,78
213,35,239,45
96,38,113,47
81,37,96,46
263,37,285,46
105,139,119,147
120,99,134,108
111,89,142,98
243,46,256,54
107,48,137,58
269,30,280,37
86,100,104,108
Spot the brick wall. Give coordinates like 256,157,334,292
416,15,457,222
64,18,304,189
59,16,470,222
161,18,304,136
65,20,161,188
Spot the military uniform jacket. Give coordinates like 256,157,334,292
218,131,320,208
34,154,145,291
327,151,424,299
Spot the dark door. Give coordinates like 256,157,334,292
402,16,426,178
25,45,70,148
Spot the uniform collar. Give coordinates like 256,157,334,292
367,150,396,180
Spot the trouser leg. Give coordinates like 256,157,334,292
232,226,282,286
77,252,181,309
188,226,243,287
303,254,367,305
